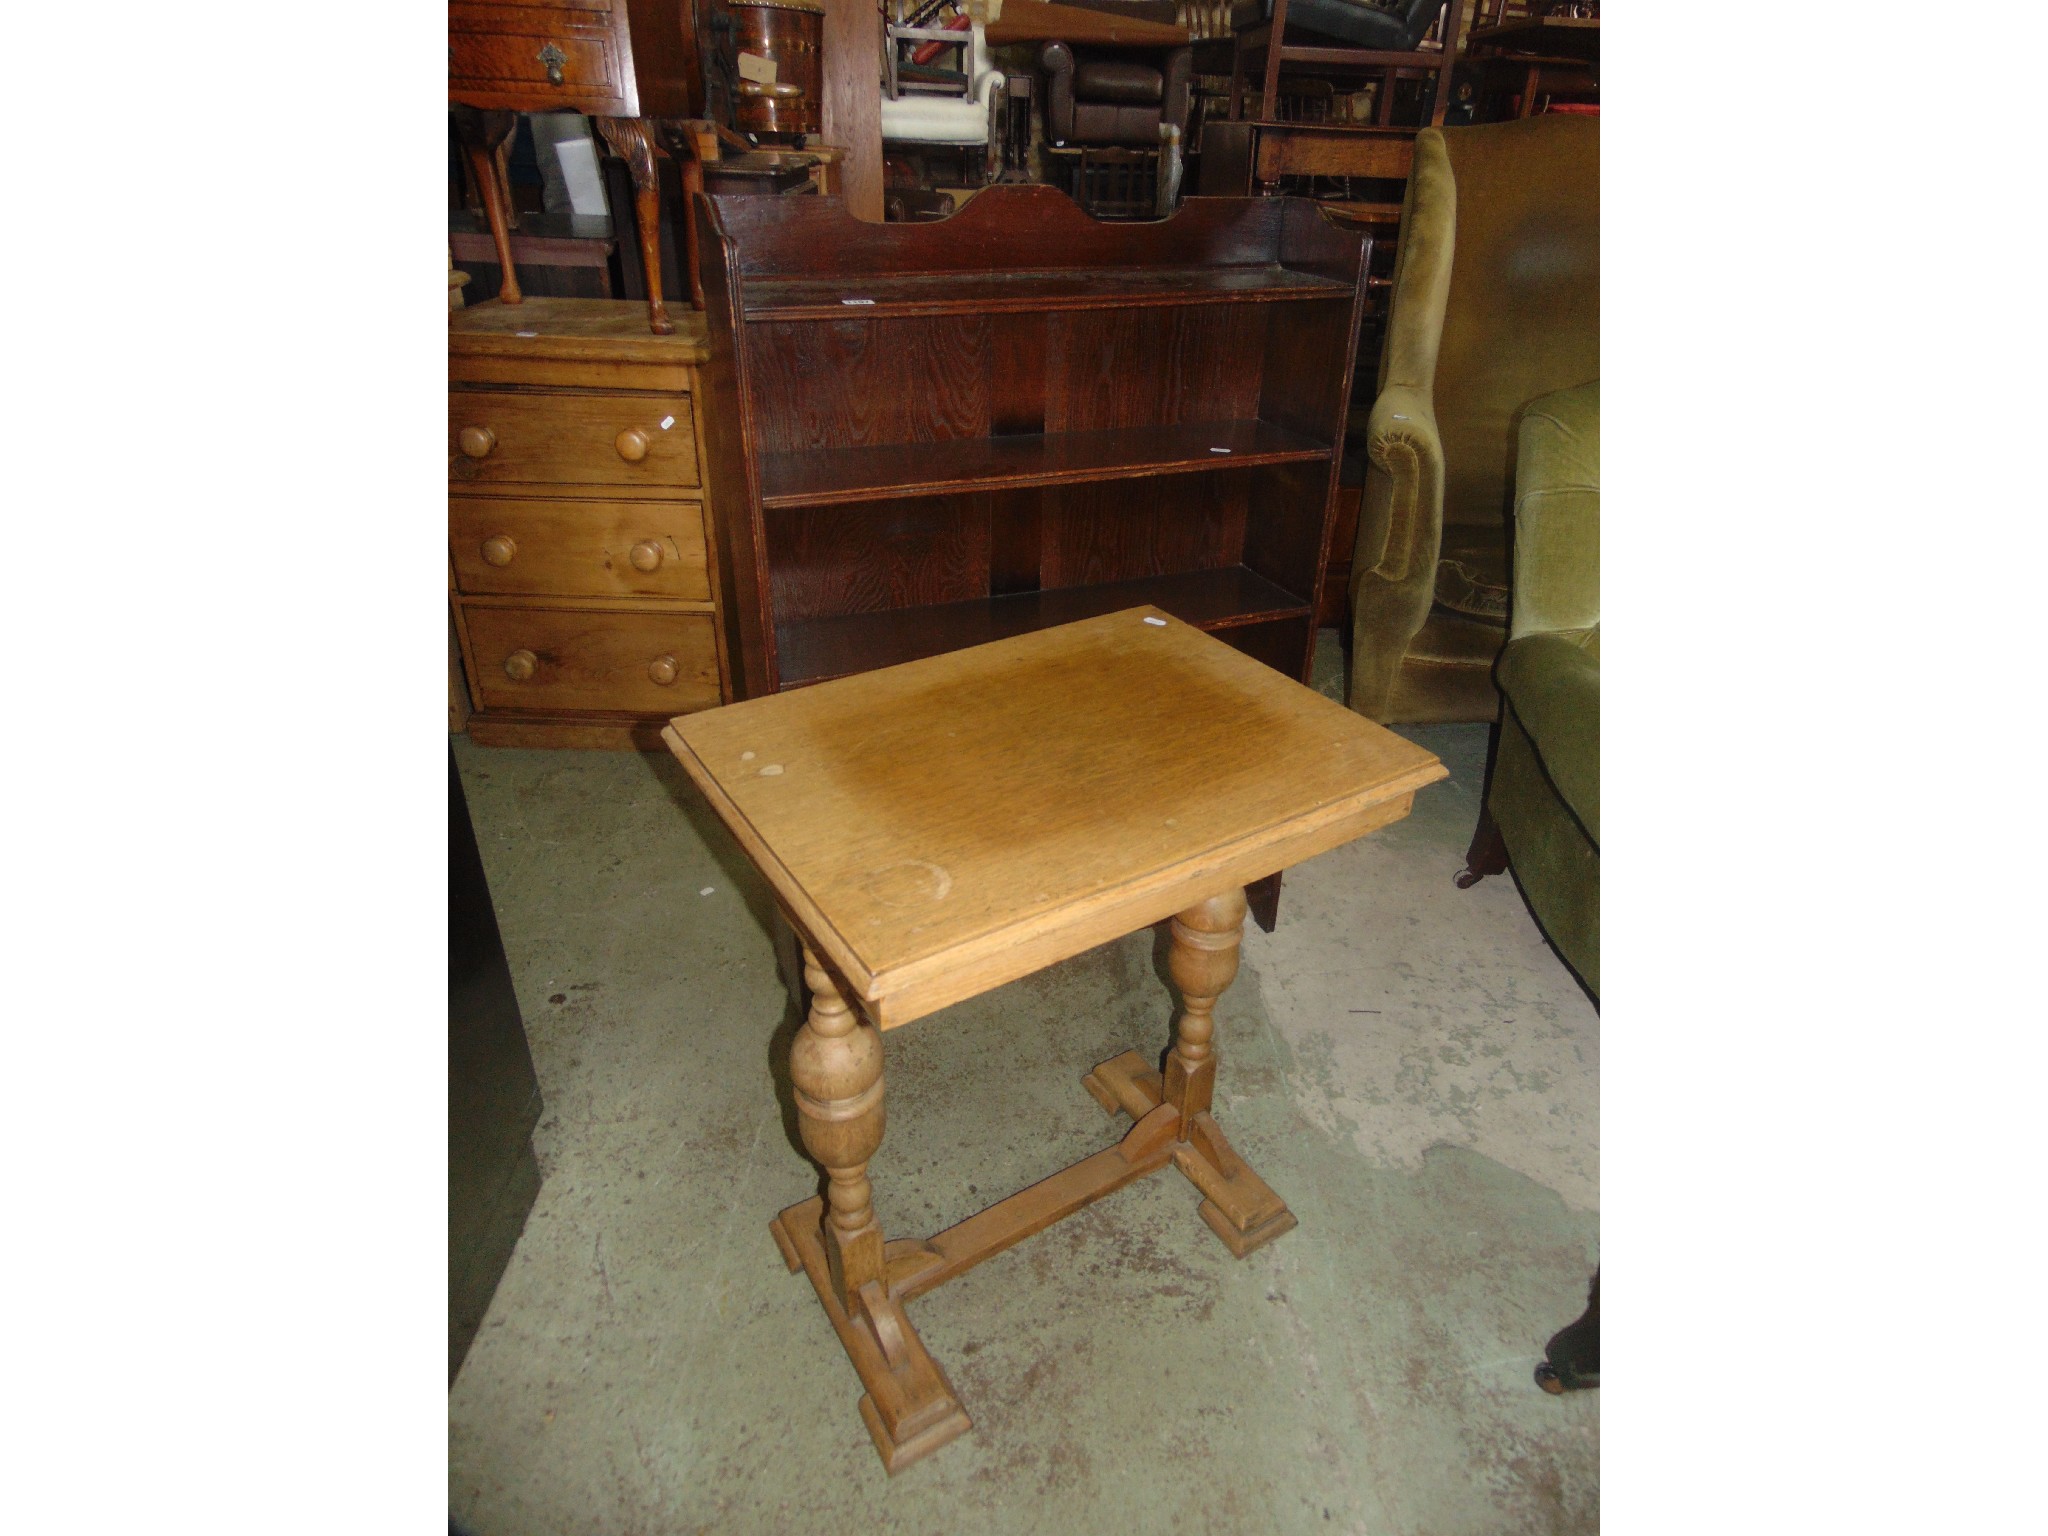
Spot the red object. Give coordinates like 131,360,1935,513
1544,102,1599,114
911,12,972,66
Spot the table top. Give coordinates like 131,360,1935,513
448,297,711,365
664,608,1444,1028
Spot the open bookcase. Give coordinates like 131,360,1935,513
696,185,1372,699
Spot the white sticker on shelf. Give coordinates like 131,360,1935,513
1209,446,1231,454
1144,616,1167,626
514,330,538,338
841,297,875,306
660,415,675,429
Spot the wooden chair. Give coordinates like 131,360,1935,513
1228,0,1469,129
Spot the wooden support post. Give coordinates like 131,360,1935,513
1162,886,1246,1130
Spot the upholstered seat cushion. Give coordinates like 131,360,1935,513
1494,626,1599,842
1072,60,1165,104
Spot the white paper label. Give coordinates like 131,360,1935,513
840,297,875,306
659,415,675,430
737,51,777,85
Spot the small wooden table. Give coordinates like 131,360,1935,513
662,608,1444,1471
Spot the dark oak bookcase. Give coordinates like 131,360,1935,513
696,186,1372,699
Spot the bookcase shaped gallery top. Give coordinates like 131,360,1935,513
694,185,1372,698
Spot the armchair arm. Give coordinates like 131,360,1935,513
1039,41,1077,144
1508,382,1600,642
1356,382,1444,585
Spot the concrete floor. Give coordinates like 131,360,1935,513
449,633,1599,1535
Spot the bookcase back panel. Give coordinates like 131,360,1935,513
1046,306,1268,434
746,317,992,453
1040,474,1249,591
1258,299,1361,439
766,495,992,621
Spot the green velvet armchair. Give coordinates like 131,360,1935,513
1458,381,1599,996
1348,113,1598,724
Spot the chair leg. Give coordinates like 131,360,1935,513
1455,802,1509,889
1535,1270,1598,1394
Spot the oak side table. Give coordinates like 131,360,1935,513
662,607,1445,1471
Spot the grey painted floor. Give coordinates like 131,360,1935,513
449,632,1599,1535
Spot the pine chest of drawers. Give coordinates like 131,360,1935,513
449,298,733,747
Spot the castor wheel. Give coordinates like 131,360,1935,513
1535,1360,1570,1394
1454,867,1486,889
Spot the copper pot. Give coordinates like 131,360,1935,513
728,0,825,141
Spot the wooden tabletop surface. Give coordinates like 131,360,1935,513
449,297,712,365
665,608,1444,1028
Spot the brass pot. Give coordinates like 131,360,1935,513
728,0,825,141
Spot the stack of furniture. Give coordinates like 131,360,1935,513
693,184,1372,700
1349,111,1596,725
448,0,712,332
448,298,734,748
879,11,1006,186
1459,2,1598,121
1201,0,1468,196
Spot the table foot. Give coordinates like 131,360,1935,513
1174,1111,1297,1258
774,1196,971,1474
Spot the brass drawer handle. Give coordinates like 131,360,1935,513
458,426,497,459
629,539,664,572
481,534,517,567
648,653,679,686
539,43,566,87
615,427,650,462
504,649,538,681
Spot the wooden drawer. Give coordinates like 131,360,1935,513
463,604,720,714
448,6,629,113
450,390,699,489
451,495,711,600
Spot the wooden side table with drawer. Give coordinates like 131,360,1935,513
449,296,733,748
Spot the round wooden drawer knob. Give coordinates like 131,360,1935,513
481,535,517,567
503,649,538,681
458,426,497,459
615,427,651,462
648,653,679,686
629,539,664,572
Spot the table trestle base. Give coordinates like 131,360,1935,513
771,887,1296,1472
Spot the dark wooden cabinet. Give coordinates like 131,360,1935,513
695,185,1372,698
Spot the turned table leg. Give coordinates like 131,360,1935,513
1163,886,1244,1125
775,946,969,1471
596,116,675,335
450,106,522,305
791,946,886,1307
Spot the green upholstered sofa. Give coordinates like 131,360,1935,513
1460,380,1599,995
1348,113,1599,725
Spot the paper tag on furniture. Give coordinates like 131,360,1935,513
737,52,778,85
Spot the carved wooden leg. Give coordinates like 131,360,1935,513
656,119,710,312
450,106,522,305
1164,887,1297,1257
595,116,675,335
775,946,969,1471
790,947,885,1307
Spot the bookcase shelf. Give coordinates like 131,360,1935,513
742,263,1354,321
757,419,1335,509
775,566,1312,688
697,185,1372,700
